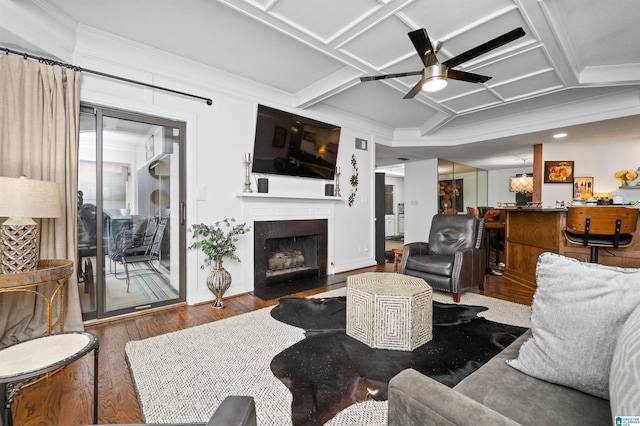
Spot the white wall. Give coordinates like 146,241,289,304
487,167,533,207
542,138,640,207
404,159,439,243
487,138,640,209
332,129,377,272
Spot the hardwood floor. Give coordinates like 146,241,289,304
10,262,534,425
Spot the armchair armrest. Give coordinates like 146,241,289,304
388,369,519,426
399,242,429,273
403,242,429,255
451,246,480,293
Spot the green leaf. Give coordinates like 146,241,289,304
188,218,251,268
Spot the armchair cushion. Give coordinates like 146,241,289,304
406,253,454,276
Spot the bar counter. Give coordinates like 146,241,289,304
503,207,640,289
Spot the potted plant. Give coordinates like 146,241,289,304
615,169,638,186
188,218,251,308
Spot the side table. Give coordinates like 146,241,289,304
0,331,99,426
0,260,74,334
393,249,403,273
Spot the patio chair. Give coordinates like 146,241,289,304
110,218,167,292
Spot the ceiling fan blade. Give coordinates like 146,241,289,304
360,70,422,82
447,69,492,83
443,27,525,69
408,28,439,67
403,79,426,99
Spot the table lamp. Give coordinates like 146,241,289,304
0,176,61,273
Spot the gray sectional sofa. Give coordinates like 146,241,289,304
388,329,607,425
388,253,640,426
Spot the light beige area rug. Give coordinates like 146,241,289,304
126,287,529,425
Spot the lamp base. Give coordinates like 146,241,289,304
1,223,39,273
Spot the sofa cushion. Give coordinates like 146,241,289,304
610,304,640,416
507,253,640,399
457,331,611,425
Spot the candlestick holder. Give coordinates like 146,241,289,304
243,158,253,193
335,170,341,197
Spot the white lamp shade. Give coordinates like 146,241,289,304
509,175,534,193
0,176,61,219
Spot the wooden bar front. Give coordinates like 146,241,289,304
504,207,640,289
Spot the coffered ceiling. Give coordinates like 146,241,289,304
2,0,640,170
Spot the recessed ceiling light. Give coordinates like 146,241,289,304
553,132,568,138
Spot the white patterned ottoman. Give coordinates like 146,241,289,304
346,272,432,351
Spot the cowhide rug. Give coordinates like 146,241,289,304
270,296,527,426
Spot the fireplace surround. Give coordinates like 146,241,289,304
253,219,343,300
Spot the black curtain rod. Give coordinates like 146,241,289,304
2,47,213,106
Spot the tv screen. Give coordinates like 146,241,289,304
252,105,341,180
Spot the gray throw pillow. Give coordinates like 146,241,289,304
610,304,640,415
507,252,640,399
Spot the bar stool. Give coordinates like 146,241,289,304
0,331,99,426
484,209,505,275
477,206,494,218
563,206,638,263
466,207,479,218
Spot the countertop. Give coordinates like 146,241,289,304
505,207,567,212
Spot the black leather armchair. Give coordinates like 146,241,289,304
399,214,485,302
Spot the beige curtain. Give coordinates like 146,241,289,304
0,54,83,346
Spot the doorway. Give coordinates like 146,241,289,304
77,105,186,320
384,184,404,260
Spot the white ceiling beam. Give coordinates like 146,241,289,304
294,67,362,109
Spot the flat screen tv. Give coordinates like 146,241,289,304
252,104,341,180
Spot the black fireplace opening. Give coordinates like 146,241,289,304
253,219,344,300
266,235,319,287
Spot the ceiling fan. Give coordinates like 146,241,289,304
360,27,525,99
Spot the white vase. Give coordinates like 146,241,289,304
206,258,232,308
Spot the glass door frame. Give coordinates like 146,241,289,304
80,103,186,321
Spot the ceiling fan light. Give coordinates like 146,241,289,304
421,63,448,92
422,77,448,92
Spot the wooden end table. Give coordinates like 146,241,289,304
0,260,74,334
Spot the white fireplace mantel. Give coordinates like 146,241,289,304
236,193,345,202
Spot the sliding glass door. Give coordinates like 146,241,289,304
77,105,185,320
